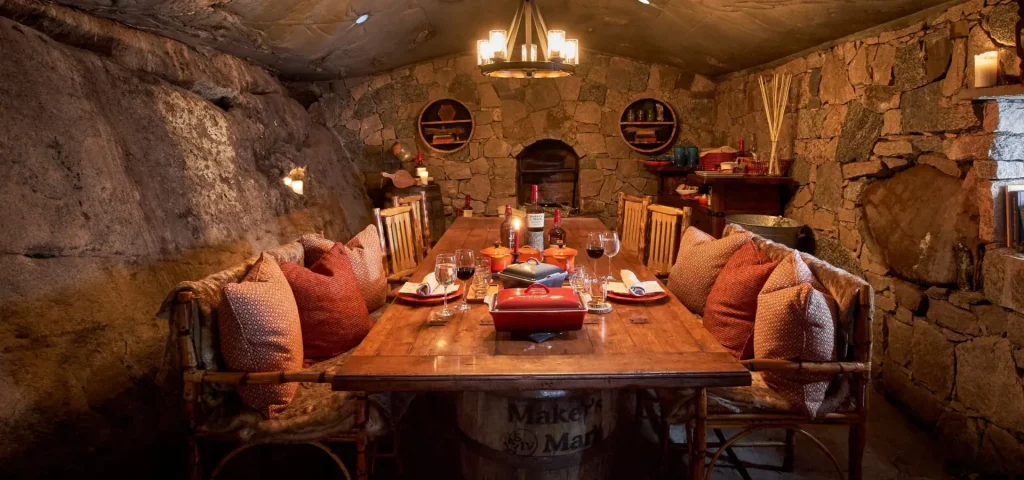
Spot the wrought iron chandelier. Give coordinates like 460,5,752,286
476,0,579,78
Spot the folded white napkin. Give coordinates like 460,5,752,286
608,270,664,296
399,272,458,296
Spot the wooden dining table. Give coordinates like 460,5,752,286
332,216,751,479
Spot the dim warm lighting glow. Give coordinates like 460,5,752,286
477,40,491,65
290,180,304,195
355,14,369,24
513,218,521,230
476,1,577,78
283,166,306,195
283,177,293,186
547,30,565,58
489,30,507,59
638,0,650,4
521,44,538,62
564,39,579,65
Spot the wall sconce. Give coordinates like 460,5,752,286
283,167,306,195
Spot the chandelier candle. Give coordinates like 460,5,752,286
526,185,545,249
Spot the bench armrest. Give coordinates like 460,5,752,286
184,369,337,386
740,359,870,375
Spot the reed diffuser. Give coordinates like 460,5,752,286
758,73,792,176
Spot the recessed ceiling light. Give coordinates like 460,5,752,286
356,14,369,24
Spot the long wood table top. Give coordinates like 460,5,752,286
332,217,750,392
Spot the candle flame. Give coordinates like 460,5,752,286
513,218,521,230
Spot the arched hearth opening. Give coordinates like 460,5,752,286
515,139,580,211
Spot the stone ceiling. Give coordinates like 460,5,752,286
50,0,953,79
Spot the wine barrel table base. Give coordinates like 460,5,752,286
457,390,620,480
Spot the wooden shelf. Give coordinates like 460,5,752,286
418,98,474,154
421,120,474,125
955,84,1024,101
618,98,678,155
685,173,797,186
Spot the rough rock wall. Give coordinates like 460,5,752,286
305,52,717,226
0,2,372,478
713,0,1024,474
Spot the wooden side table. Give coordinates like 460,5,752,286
658,173,795,238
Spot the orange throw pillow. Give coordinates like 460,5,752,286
703,242,779,360
300,227,388,312
281,243,372,358
667,227,751,315
218,254,303,417
753,252,837,418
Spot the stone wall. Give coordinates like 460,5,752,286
713,0,1024,474
0,2,372,478
306,52,717,225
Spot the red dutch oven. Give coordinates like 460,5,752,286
489,284,586,333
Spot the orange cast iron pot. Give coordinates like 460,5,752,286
542,244,578,273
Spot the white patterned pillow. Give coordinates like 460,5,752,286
667,227,751,315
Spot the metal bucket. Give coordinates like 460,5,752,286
726,214,805,249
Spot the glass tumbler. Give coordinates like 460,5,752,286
586,275,608,310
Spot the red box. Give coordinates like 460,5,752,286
489,284,586,333
700,151,737,171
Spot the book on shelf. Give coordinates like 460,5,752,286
431,134,455,145
1007,185,1024,249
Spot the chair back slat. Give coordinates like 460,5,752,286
646,205,690,276
392,193,430,254
374,205,421,277
617,193,652,259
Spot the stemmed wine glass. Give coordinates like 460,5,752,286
600,231,621,281
586,232,605,278
455,249,476,312
434,253,457,318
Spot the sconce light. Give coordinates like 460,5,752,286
282,167,306,195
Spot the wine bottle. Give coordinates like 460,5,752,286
499,205,513,249
462,195,473,217
548,208,566,247
738,138,746,157
526,185,545,249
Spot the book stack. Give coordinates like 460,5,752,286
633,128,658,144
432,133,455,145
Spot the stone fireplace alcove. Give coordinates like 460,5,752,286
515,140,580,210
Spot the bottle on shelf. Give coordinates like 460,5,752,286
499,205,514,249
415,152,428,185
749,133,759,160
548,208,566,247
526,185,545,249
738,138,746,157
462,195,473,217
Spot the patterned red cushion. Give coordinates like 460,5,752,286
299,228,388,312
703,242,779,360
218,254,303,417
281,244,372,358
343,226,389,312
667,227,751,315
299,233,335,267
754,252,837,418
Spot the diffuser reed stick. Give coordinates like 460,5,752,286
758,73,792,176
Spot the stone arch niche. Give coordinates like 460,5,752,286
515,139,580,210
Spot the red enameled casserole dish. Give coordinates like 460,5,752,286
489,284,586,333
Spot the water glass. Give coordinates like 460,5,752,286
473,257,492,297
586,275,608,310
434,253,456,318
600,231,621,281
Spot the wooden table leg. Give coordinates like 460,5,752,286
356,392,369,480
691,387,707,480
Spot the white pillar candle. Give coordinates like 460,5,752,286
283,177,293,186
419,172,429,185
974,51,998,88
291,180,304,195
416,167,427,176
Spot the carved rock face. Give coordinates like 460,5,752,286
862,165,979,285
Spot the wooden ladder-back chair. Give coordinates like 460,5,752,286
374,206,422,284
646,204,691,277
391,191,431,255
616,193,652,260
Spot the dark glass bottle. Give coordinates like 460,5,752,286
462,195,473,217
548,208,566,247
499,205,513,249
526,185,545,249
